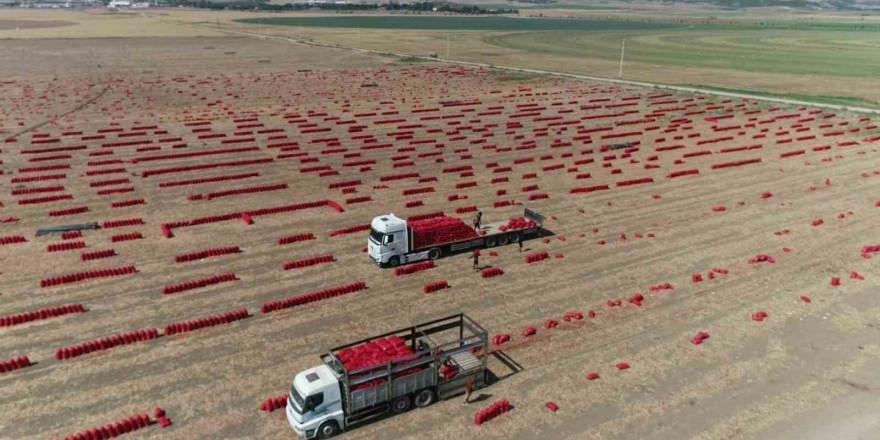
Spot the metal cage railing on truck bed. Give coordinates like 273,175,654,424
322,314,488,414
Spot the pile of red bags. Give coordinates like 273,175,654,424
525,251,549,264
492,333,510,345
648,282,674,292
410,216,476,249
481,267,504,278
111,232,143,242
691,331,710,345
0,235,27,245
56,413,152,440
440,363,458,379
55,328,159,359
474,399,510,426
337,335,414,372
748,254,775,264
861,244,880,253
563,311,583,321
175,246,241,263
162,273,236,295
260,395,288,412
395,260,435,276
47,241,85,252
500,216,536,232
628,293,644,306
0,356,31,373
423,280,449,293
1,303,84,327
164,308,248,336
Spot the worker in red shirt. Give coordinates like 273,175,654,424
471,249,480,271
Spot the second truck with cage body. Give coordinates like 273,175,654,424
368,207,544,267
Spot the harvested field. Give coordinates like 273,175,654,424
0,36,386,81
0,9,222,39
0,20,76,30
221,12,880,104
2,27,880,440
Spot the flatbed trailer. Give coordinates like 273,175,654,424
368,207,545,267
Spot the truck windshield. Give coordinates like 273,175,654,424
369,227,384,244
290,384,306,412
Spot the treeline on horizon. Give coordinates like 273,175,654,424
164,0,519,13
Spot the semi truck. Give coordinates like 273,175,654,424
286,314,489,439
368,208,544,267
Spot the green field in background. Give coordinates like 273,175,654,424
236,15,880,32
236,15,880,79
486,29,880,78
235,16,678,31
478,3,625,9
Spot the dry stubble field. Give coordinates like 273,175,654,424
1,23,880,440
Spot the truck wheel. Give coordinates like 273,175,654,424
509,232,521,243
388,256,400,267
414,389,435,408
485,236,497,248
498,234,509,246
391,395,412,414
428,248,441,260
317,421,340,439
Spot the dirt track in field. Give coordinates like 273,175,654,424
0,20,76,30
1,36,879,440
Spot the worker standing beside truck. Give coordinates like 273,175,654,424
473,211,482,231
471,249,480,271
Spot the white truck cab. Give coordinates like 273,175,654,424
286,364,345,439
367,214,408,267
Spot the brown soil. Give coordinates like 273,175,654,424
0,20,76,30
1,34,879,440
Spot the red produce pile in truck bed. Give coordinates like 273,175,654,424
410,216,477,249
337,335,415,372
337,336,421,390
499,216,537,232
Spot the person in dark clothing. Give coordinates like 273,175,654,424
518,240,523,252
473,211,482,231
471,249,480,271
